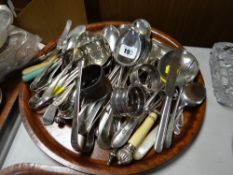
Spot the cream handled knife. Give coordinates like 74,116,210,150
128,112,158,148
116,112,158,165
134,125,159,160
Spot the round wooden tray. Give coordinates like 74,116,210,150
19,21,206,175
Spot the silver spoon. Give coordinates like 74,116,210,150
118,24,130,35
171,82,206,137
132,19,151,39
153,50,181,153
81,36,111,66
30,59,62,92
42,82,75,125
154,49,199,153
68,25,86,39
164,51,200,148
101,25,120,52
28,62,72,109
66,25,86,50
114,28,143,67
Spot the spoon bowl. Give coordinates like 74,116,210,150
114,28,143,67
159,49,199,85
118,24,130,35
180,82,206,108
165,82,206,147
101,25,120,52
132,19,151,39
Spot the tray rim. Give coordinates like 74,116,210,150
19,21,206,175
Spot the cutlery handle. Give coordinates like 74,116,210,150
22,67,45,82
42,104,57,125
57,20,72,49
22,61,51,75
53,82,75,106
154,96,173,153
165,87,183,148
71,59,84,150
22,54,57,75
134,125,159,160
129,112,158,148
111,117,140,148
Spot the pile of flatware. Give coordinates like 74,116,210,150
25,19,206,165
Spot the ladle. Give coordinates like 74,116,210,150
166,82,206,146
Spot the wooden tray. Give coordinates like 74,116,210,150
0,163,79,175
19,21,206,175
0,77,20,129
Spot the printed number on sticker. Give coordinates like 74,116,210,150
119,44,137,59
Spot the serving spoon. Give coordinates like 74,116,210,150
154,49,199,153
171,82,206,137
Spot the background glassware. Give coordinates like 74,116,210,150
209,42,233,107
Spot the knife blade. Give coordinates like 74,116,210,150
154,49,182,153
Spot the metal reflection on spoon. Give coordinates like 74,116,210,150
102,25,120,52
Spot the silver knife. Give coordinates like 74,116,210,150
154,49,182,153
